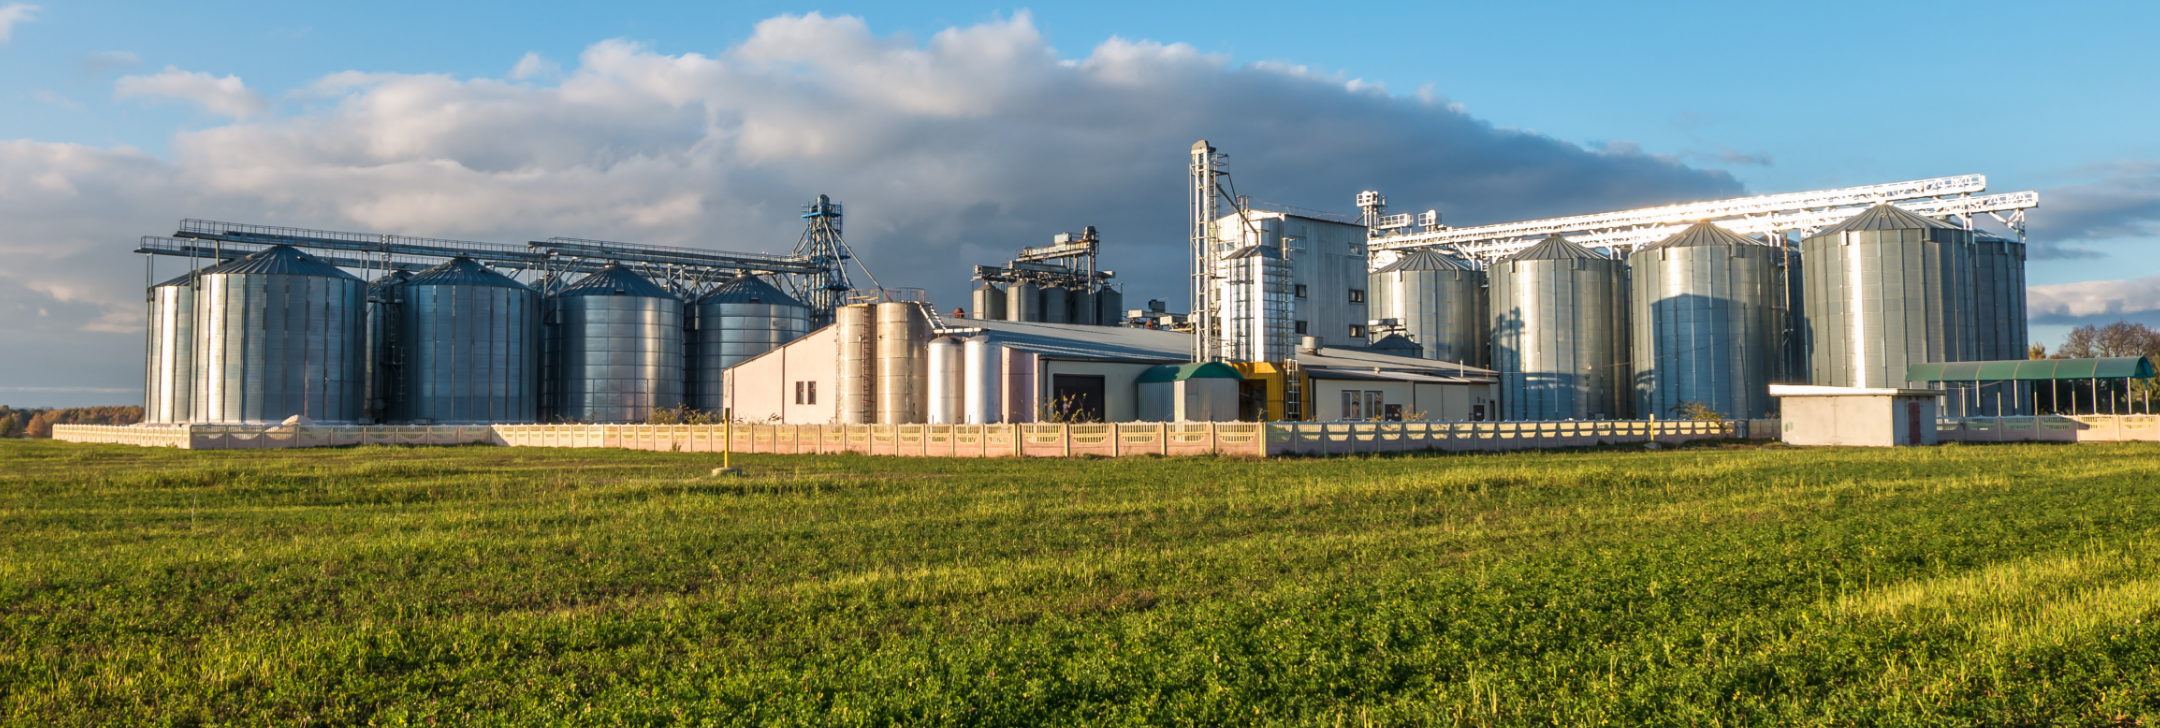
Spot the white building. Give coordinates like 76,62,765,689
1213,211,1371,362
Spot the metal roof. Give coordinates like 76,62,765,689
1500,234,1603,261
555,264,676,299
1298,345,1499,379
1374,249,1471,273
197,244,361,280
940,318,1193,364
1136,362,1244,383
1637,220,1765,251
405,257,531,290
1812,202,1961,237
1368,333,1424,357
1302,367,1490,384
1224,244,1283,260
152,271,200,288
695,275,804,306
1908,357,2154,381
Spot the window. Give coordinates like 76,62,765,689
1294,320,1308,335
1294,284,1308,298
806,381,816,405
1341,391,1358,420
1365,392,1385,421
1347,288,1365,304
1349,324,1367,338
794,381,818,405
1340,391,1383,421
795,382,804,404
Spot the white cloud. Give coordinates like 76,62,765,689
2030,161,2160,242
510,51,561,81
2,11,1745,394
78,50,141,75
2029,274,2160,322
0,3,37,43
114,66,269,119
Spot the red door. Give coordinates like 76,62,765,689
1906,402,1922,445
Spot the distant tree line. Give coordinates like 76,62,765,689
0,406,144,438
2027,321,2160,413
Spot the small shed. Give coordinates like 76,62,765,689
1768,385,1940,447
1137,363,1243,422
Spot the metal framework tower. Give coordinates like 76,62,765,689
1190,141,1227,362
791,194,858,328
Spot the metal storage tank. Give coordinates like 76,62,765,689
926,336,963,424
1095,285,1124,327
1369,249,1488,366
972,282,1008,321
875,301,930,424
835,303,877,424
963,336,1003,424
1801,204,1976,398
1628,221,1781,420
391,258,539,424
143,272,198,423
689,275,809,412
1072,285,1098,326
191,245,367,424
1489,235,1630,421
1006,280,1040,322
1040,283,1071,324
1969,232,2028,414
363,271,414,423
546,264,683,423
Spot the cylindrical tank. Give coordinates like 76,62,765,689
1006,280,1040,322
689,275,810,412
972,282,1008,321
363,270,414,423
1369,249,1488,366
1628,222,1780,420
144,272,198,423
1801,203,1976,396
926,336,963,424
835,304,877,424
875,301,930,424
1095,285,1124,327
1071,285,1098,326
391,258,539,424
1969,233,2028,414
191,245,367,424
964,336,1004,424
1040,283,1070,324
1489,235,1630,421
546,264,682,423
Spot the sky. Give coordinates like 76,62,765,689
3,0,2158,407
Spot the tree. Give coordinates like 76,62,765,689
25,412,53,438
2055,321,2160,412
2028,343,2048,360
0,414,18,438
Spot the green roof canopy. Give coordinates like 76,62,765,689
1136,362,1245,383
1907,357,2155,382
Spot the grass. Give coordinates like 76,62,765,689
0,438,2156,726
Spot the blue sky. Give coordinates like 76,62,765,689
3,0,2158,405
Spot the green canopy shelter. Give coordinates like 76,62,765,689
1907,357,2156,416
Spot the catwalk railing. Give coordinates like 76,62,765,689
54,419,1778,456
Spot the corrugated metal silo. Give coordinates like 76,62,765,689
144,272,198,423
875,301,929,424
363,271,413,423
392,258,540,423
963,336,1003,424
1006,281,1040,322
1489,235,1630,421
545,264,683,423
1628,221,1780,420
1040,283,1071,324
1072,285,1097,325
689,275,809,412
926,336,963,424
835,304,877,424
191,245,367,424
1969,232,2028,414
972,282,1008,321
1801,204,1976,398
1095,285,1123,326
1369,249,1487,366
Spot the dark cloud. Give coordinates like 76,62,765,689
2028,161,2160,242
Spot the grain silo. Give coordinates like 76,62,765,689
926,335,964,424
1628,221,1780,420
875,301,930,424
392,258,540,423
1489,235,1630,421
834,303,877,424
1801,204,1976,397
1006,280,1040,322
963,336,1003,424
1094,284,1124,327
143,272,198,423
1368,249,1487,366
972,282,1008,321
363,271,413,423
1969,232,2029,414
191,245,367,424
1040,283,1071,324
545,264,682,423
688,275,809,412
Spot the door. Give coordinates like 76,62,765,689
1906,401,1922,445
1050,374,1106,423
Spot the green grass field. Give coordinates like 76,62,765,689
1,438,2156,726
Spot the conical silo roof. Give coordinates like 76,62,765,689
406,257,532,289
1375,249,1472,273
198,245,360,279
696,275,804,306
556,264,675,298
1639,221,1765,251
1502,234,1604,261
152,270,202,288
1813,203,1960,237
